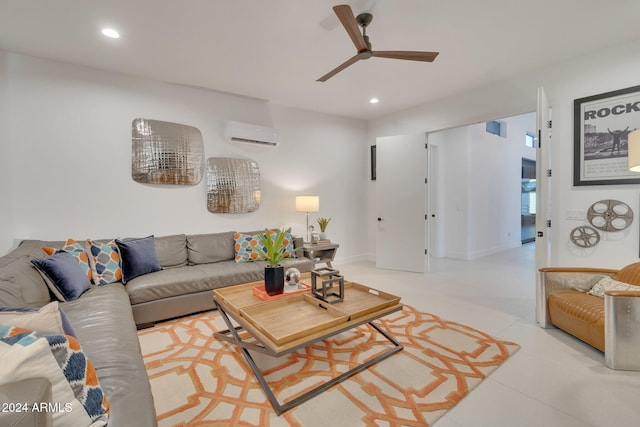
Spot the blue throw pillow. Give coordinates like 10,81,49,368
115,236,161,284
31,252,92,301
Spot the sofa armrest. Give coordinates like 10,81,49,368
0,379,53,427
537,267,617,328
605,291,640,370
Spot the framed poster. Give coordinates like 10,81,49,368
574,84,640,186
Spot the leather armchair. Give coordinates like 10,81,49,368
538,264,640,371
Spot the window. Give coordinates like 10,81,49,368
525,132,535,148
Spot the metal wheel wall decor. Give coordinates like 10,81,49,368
206,158,260,213
587,199,633,231
131,118,204,185
569,199,634,248
570,226,601,248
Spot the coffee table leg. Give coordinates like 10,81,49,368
273,324,403,415
214,301,404,416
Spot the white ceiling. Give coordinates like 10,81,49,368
1,0,639,120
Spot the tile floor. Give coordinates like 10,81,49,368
336,244,640,427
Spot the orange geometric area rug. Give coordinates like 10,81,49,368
137,305,519,426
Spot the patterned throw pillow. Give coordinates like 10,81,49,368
233,232,263,262
42,238,93,282
588,276,640,298
87,240,122,285
279,230,296,258
0,326,109,426
233,230,296,263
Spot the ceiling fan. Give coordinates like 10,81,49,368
317,4,439,82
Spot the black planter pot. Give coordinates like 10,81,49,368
264,265,284,296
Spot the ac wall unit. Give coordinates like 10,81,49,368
225,121,279,147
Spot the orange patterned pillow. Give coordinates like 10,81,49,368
87,240,122,285
233,232,263,262
233,230,296,263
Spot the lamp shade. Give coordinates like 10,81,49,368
629,130,640,172
296,196,319,212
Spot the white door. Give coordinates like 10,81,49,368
376,134,428,273
536,87,552,270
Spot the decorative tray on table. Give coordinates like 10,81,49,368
239,293,347,345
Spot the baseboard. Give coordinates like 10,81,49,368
332,253,369,266
468,242,522,260
444,242,521,260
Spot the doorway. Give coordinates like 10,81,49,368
521,158,536,244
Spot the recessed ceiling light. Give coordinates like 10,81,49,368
370,98,379,104
101,28,120,39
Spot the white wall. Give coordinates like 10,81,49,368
369,39,640,269
0,51,368,263
0,52,11,250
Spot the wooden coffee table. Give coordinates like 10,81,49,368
213,274,403,415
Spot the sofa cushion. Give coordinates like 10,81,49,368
60,283,157,426
588,276,640,298
31,252,92,302
0,255,50,308
0,270,26,308
0,301,76,337
153,234,188,268
125,266,215,305
197,257,314,288
187,232,235,264
87,240,123,285
116,236,162,284
0,326,110,426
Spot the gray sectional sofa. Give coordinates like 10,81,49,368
0,231,313,426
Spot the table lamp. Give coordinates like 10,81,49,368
296,196,319,242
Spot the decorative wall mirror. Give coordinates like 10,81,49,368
131,118,204,185
207,157,261,213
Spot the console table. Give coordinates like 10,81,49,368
303,242,339,268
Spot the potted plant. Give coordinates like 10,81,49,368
255,229,288,295
316,217,331,240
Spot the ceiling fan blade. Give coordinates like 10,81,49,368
333,5,368,52
317,54,361,82
372,51,439,62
